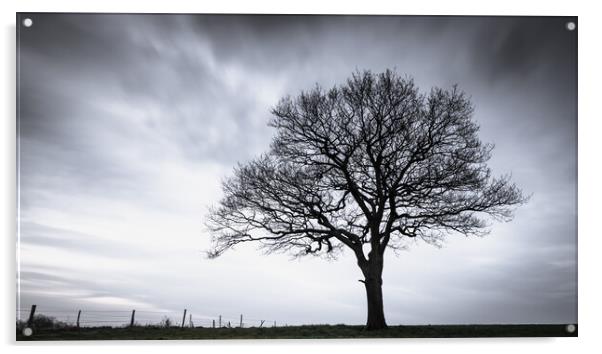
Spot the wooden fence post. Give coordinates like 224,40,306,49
130,309,136,327
181,309,187,328
26,305,37,328
219,315,221,328
76,310,81,328
212,319,215,328
240,314,243,328
189,314,193,328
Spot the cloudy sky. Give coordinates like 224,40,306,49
17,14,577,326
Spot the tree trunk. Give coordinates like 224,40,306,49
361,259,387,330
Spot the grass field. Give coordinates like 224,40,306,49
16,324,577,341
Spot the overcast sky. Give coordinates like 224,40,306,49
17,14,577,326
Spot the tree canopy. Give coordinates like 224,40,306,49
207,70,526,261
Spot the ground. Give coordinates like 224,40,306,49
16,324,577,341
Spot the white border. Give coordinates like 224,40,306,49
2,1,600,353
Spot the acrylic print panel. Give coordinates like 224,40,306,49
16,13,577,340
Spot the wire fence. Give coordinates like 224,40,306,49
16,305,279,329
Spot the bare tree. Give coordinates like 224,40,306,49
206,70,527,330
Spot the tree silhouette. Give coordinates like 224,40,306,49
207,70,527,330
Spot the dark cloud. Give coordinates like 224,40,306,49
17,14,577,325
470,17,577,83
